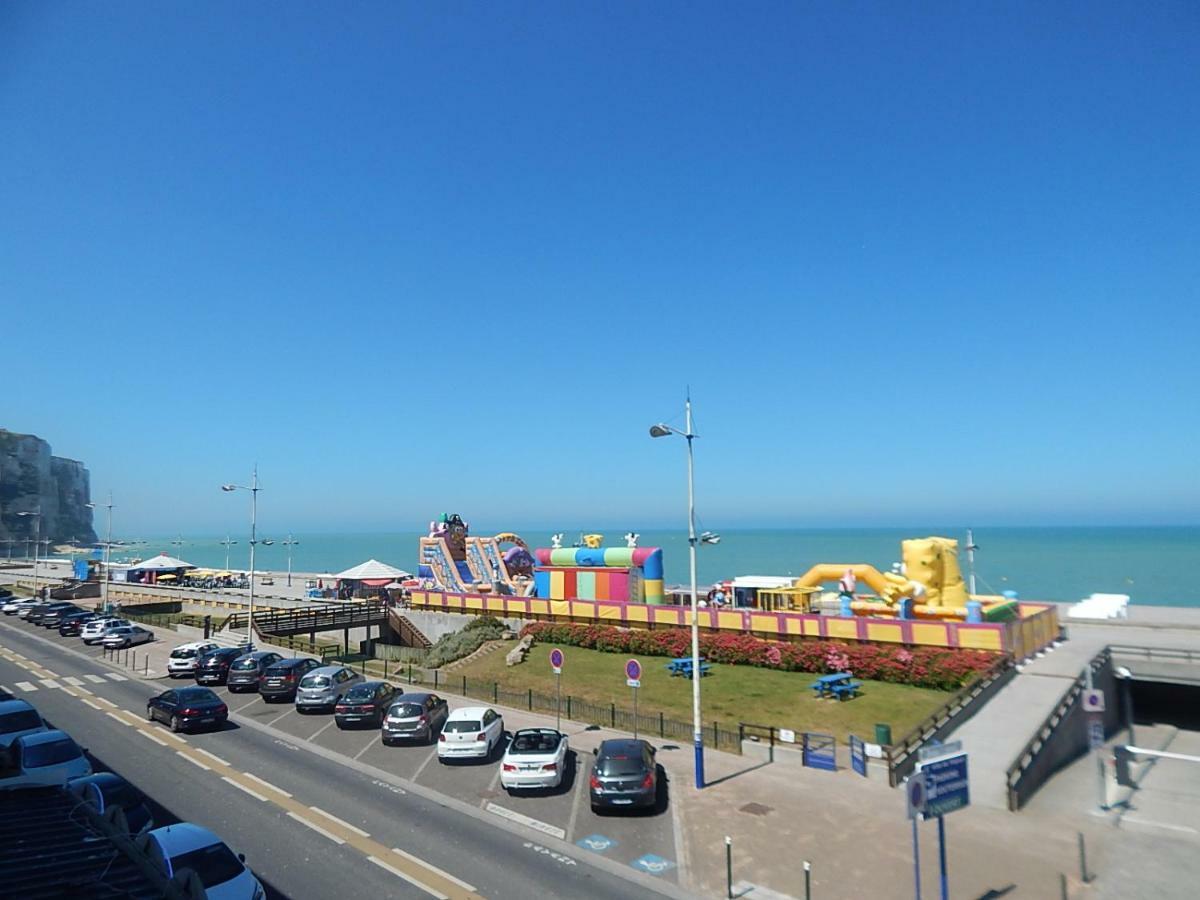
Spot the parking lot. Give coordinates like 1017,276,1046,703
3,612,682,881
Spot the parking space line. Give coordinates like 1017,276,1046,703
222,776,270,802
287,811,346,845
411,747,438,783
353,736,379,761
368,856,449,900
15,681,36,692
306,719,337,742
138,730,169,747
265,708,294,727
565,756,588,841
308,806,370,837
192,747,231,767
241,772,292,797
233,696,261,712
391,848,477,893
177,751,211,771
84,674,106,684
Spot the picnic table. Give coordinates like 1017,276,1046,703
810,672,862,700
665,657,713,679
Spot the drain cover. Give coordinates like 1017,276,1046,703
738,802,773,816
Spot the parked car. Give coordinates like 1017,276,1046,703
166,641,220,678
0,699,48,750
437,706,505,763
225,651,283,693
194,648,247,686
81,618,130,644
146,823,264,899
58,611,100,636
589,739,659,813
0,730,92,788
0,587,12,600
146,686,229,733
69,772,154,833
501,728,569,792
381,692,449,746
295,665,362,713
334,681,396,728
259,658,321,703
39,604,84,628
20,602,51,622
2,597,37,616
27,601,77,626
101,625,154,649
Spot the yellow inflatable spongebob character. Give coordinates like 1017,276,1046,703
901,537,968,608
583,534,604,549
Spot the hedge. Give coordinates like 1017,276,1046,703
426,617,507,668
519,622,997,691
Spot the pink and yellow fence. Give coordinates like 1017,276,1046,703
408,589,1060,657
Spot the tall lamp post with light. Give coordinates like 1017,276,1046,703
16,508,42,599
282,534,300,587
221,467,260,650
220,535,238,572
86,494,115,614
650,396,719,790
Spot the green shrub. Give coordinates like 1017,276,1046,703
426,617,506,668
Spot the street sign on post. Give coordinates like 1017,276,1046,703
626,659,642,738
550,648,564,731
906,772,928,820
1088,715,1105,750
1083,689,1106,713
918,751,970,818
550,647,564,675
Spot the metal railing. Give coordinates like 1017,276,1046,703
1109,645,1200,665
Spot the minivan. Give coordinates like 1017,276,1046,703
259,658,321,703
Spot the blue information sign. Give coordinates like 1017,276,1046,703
918,752,970,817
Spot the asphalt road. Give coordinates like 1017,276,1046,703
0,617,689,900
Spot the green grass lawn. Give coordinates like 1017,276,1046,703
453,643,949,743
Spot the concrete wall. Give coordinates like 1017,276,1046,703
401,609,528,643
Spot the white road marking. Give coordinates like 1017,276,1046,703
40,668,58,677
306,719,337,742
265,708,294,727
411,747,438,783
95,697,117,708
64,676,85,686
308,806,370,837
192,747,231,767
485,802,567,840
1123,816,1199,835
39,678,60,689
222,776,269,802
287,810,345,844
15,681,37,692
233,696,261,712
81,698,104,710
241,772,292,797
353,737,378,761
391,847,477,892
368,856,449,900
84,674,106,684
106,712,133,726
138,730,169,747
177,751,210,771
104,673,127,681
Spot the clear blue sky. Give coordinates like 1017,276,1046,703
3,2,1196,536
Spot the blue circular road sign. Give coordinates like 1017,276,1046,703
550,648,564,669
625,659,642,681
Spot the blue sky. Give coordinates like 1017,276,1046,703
2,2,1196,536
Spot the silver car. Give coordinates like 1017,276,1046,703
295,665,363,713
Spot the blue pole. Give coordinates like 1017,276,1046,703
937,815,948,900
912,817,922,900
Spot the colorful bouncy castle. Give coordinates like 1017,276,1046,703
533,547,665,605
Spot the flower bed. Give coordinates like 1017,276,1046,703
519,622,996,690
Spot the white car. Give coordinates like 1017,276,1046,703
437,706,505,763
167,642,219,678
146,823,265,900
101,626,154,649
500,728,568,792
2,597,37,616
4,730,93,788
81,618,130,644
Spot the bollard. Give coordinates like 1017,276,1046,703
804,860,812,900
408,663,413,683
567,696,572,719
528,688,533,711
1078,832,1091,883
131,651,136,671
463,675,467,696
725,836,733,899
493,681,498,703
1060,872,1068,900
144,655,149,676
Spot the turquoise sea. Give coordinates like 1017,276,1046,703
121,527,1199,607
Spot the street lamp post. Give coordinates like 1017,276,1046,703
282,534,299,587
84,494,116,613
222,466,260,650
220,534,238,571
650,396,707,789
17,509,42,599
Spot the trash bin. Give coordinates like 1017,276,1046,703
875,723,893,746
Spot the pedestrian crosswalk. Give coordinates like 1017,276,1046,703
84,674,106,684
104,673,127,682
15,681,36,692
64,676,85,687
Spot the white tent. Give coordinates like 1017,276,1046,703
334,559,412,581
129,554,196,571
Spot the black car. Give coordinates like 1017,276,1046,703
146,686,228,733
41,605,85,628
590,739,659,813
334,681,397,728
25,602,66,625
225,651,284,693
381,692,450,745
58,611,100,636
69,772,154,833
194,648,247,685
258,658,320,703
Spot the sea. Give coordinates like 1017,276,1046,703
116,526,1199,607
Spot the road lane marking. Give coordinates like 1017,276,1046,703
222,776,269,802
287,811,346,844
308,806,370,837
84,674,106,683
1123,817,1199,835
95,697,117,708
192,747,230,767
15,681,37,692
177,751,211,771
484,802,567,840
40,668,58,677
104,673,127,681
106,712,133,726
369,856,449,900
241,772,292,797
391,848,477,892
138,731,169,747
81,698,104,710
64,676,85,686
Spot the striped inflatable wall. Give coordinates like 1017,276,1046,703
533,546,664,605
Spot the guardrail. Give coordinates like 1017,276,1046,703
885,655,1017,786
1109,645,1200,665
1004,647,1113,810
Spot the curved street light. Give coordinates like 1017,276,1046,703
221,467,260,649
16,508,42,599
